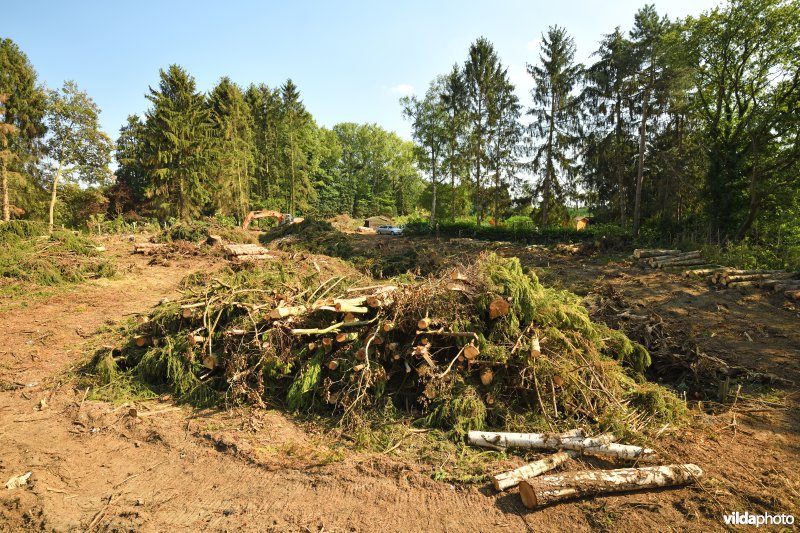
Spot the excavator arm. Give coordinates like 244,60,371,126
242,210,284,230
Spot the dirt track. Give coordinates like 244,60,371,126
1,236,798,531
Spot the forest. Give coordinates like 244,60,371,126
2,0,799,264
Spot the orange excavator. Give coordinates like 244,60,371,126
241,210,304,230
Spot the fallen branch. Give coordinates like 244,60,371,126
518,463,703,509
492,451,577,491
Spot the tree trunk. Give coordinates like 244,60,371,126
518,464,703,509
468,430,656,461
735,141,760,241
430,148,437,226
492,451,576,491
48,161,64,232
1,159,8,222
542,91,557,226
615,96,625,226
633,86,649,237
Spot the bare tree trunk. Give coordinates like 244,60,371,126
542,90,557,226
735,141,760,241
1,160,8,222
633,86,649,237
48,160,64,232
430,149,437,226
615,97,625,226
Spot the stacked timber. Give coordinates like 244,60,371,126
133,242,168,255
707,269,800,299
632,249,713,271
468,429,703,508
222,243,275,261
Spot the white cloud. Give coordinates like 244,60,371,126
507,64,534,95
390,83,415,95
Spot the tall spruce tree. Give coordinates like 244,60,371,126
464,37,504,224
630,5,670,236
583,28,637,225
487,76,522,223
142,65,212,220
209,77,255,220
528,26,583,225
440,64,468,221
280,79,316,215
112,115,149,215
0,38,46,222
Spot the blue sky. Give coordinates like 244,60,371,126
5,0,722,141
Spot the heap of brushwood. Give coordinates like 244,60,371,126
94,252,685,435
632,249,713,271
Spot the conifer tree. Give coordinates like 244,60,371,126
528,26,583,225
142,65,212,220
209,77,255,220
0,38,46,222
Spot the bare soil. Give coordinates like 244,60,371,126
1,235,798,531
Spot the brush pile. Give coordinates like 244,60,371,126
0,221,115,286
95,252,685,435
632,249,713,271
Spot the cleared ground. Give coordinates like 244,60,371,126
1,235,798,531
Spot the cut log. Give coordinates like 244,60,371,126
725,272,793,284
647,250,700,265
651,254,703,268
416,329,479,341
417,317,432,330
774,280,800,293
336,332,358,343
489,297,511,319
726,281,759,289
492,451,577,491
683,267,724,277
333,302,369,314
233,254,275,261
321,337,333,350
187,334,205,346
327,360,339,370
530,337,541,358
760,278,800,290
463,343,480,361
786,289,800,301
270,305,307,319
382,322,395,333
480,368,494,385
467,430,656,460
518,464,703,509
468,430,605,451
133,335,151,348
222,243,271,258
633,249,680,259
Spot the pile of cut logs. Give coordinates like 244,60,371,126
632,249,712,271
706,269,800,300
222,244,275,261
469,429,702,509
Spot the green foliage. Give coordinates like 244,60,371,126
286,349,323,411
404,219,632,245
0,227,115,287
422,382,486,437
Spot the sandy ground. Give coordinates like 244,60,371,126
0,235,798,531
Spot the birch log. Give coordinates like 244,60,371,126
467,431,656,460
467,429,591,450
492,451,577,491
774,280,800,293
518,464,703,509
